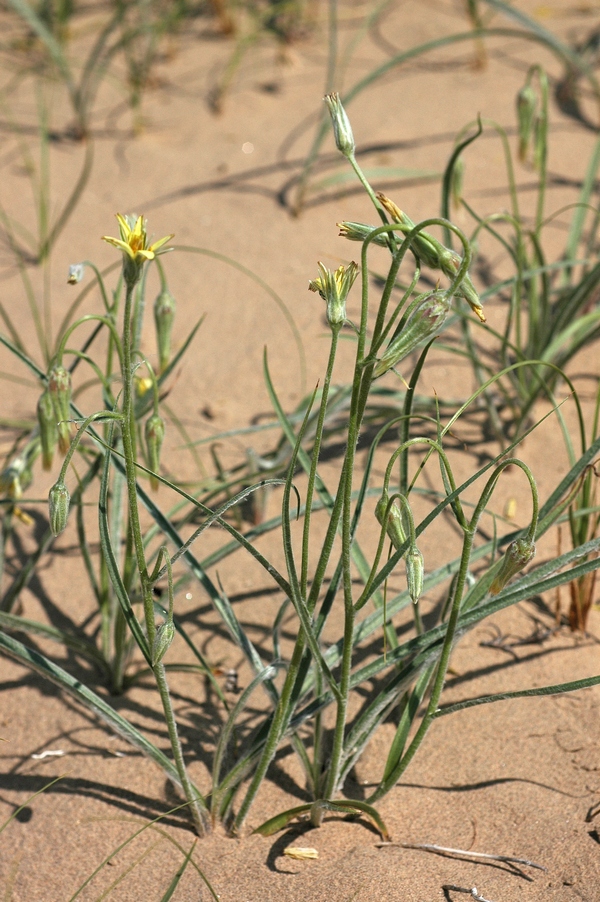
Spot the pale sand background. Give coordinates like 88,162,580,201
1,1,600,899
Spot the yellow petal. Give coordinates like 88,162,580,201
115,213,132,239
149,234,174,254
102,236,135,258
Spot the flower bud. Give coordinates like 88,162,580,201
374,290,452,377
450,158,465,210
516,82,537,162
375,491,407,551
152,619,175,666
377,194,485,323
337,221,389,247
324,92,355,158
145,413,165,491
67,263,85,285
37,389,58,470
154,288,176,373
0,463,23,500
48,365,73,454
308,261,358,327
49,480,70,536
406,544,424,604
490,537,535,596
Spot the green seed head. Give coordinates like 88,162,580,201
375,491,407,551
406,544,424,605
324,92,355,159
37,389,58,471
374,290,452,377
49,480,70,536
145,413,165,491
154,288,176,373
152,619,175,666
48,365,73,454
490,537,535,596
517,82,538,162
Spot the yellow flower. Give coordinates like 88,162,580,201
102,214,173,262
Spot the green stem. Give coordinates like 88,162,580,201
120,277,209,834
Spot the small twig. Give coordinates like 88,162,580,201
443,886,495,902
376,841,546,871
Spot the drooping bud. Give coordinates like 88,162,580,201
438,248,486,323
67,263,85,285
48,365,73,454
308,261,358,327
48,480,70,536
377,194,485,323
375,491,407,551
145,413,165,491
324,92,355,159
374,290,452,377
337,221,389,247
0,463,23,500
37,389,58,470
405,544,424,604
490,537,535,595
152,619,175,666
154,287,176,373
516,82,537,162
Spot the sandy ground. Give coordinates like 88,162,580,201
1,1,600,899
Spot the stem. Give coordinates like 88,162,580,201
120,277,209,834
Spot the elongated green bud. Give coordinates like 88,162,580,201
145,413,165,491
49,480,70,536
337,221,389,247
375,491,407,551
450,158,465,210
406,544,424,604
490,537,535,596
37,389,58,471
374,290,452,378
154,288,176,373
308,261,358,327
48,365,72,454
516,82,537,162
324,92,355,158
152,619,175,666
377,193,485,323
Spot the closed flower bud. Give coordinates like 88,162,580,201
516,82,537,162
145,413,165,491
375,491,407,551
324,92,355,158
450,158,465,210
374,290,452,377
0,463,23,500
490,537,535,596
154,288,176,373
48,365,73,454
67,263,85,285
406,544,424,604
49,480,70,536
152,619,175,666
377,194,485,323
337,221,389,247
308,261,358,327
37,389,58,470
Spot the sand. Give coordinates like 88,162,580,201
1,1,600,899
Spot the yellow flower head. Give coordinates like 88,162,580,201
102,214,173,263
102,214,173,288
